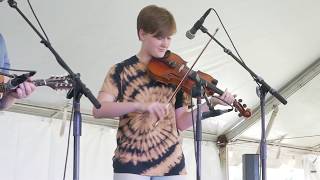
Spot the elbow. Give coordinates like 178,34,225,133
176,121,187,131
177,126,185,131
178,126,188,131
92,108,102,119
176,113,189,131
92,105,114,119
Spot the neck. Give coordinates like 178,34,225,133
137,49,152,65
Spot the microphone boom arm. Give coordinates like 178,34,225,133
6,1,101,180
7,0,101,109
199,25,287,105
197,22,287,180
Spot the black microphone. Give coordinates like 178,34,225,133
186,8,212,39
5,71,36,91
202,109,232,119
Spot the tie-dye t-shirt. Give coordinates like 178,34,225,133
100,55,190,176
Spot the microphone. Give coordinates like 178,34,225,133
202,109,232,119
186,8,212,39
5,71,36,91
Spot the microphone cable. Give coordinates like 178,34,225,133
211,8,245,65
211,8,259,85
26,0,50,43
62,107,74,180
21,2,71,179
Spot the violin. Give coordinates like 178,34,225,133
147,50,251,118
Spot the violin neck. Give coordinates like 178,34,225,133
200,78,224,95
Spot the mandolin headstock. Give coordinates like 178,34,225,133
34,75,73,91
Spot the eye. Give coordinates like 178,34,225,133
156,36,164,40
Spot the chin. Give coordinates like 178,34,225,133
153,51,166,58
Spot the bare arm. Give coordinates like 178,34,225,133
92,91,139,118
175,103,209,131
92,91,168,119
175,89,235,131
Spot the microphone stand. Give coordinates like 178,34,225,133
198,25,287,180
192,78,203,180
184,30,221,180
192,76,228,180
7,1,101,180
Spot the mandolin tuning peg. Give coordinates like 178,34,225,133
243,104,247,108
234,109,238,112
238,99,243,103
238,113,242,117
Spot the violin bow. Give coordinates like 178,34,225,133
153,29,219,127
167,28,219,104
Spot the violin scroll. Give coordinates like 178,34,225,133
233,99,251,118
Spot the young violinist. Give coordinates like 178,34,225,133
93,5,235,180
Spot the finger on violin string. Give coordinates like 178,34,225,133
214,95,229,106
223,88,229,96
220,89,235,104
225,92,234,101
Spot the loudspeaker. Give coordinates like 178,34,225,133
242,154,259,180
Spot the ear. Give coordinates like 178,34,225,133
138,29,146,41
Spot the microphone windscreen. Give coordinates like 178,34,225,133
186,30,195,39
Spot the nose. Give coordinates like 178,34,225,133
161,38,170,48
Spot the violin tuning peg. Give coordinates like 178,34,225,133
238,99,243,103
243,104,247,108
238,113,241,117
234,109,238,112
